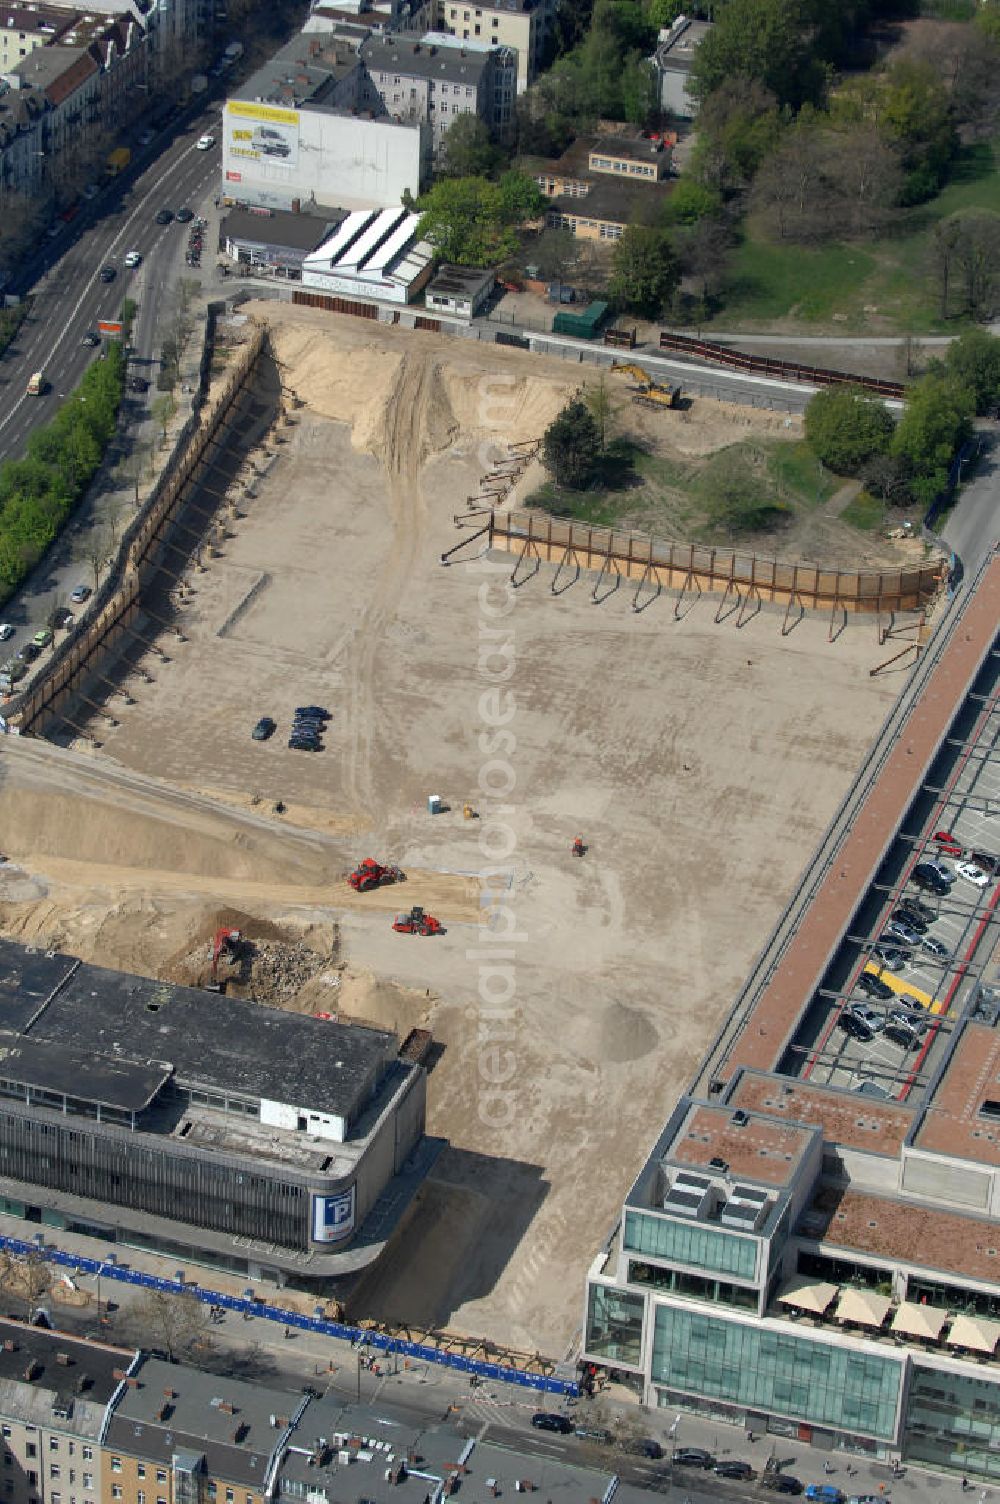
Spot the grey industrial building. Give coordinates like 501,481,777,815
0,941,429,1286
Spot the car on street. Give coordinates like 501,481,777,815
892,906,927,933
574,1426,612,1445
32,627,53,649
98,265,116,283
672,1449,716,1469
920,933,950,959
49,607,73,630
872,945,911,970
82,331,101,347
128,376,149,393
124,250,142,267
804,1486,844,1504
155,208,173,224
934,829,962,854
624,1439,663,1459
70,584,91,604
176,207,195,223
251,717,276,741
714,1461,754,1480
0,624,13,642
913,864,950,896
956,860,990,887
531,1413,572,1434
196,133,216,149
856,972,893,1001
762,1477,803,1496
16,642,39,662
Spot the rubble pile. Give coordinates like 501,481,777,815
245,939,331,1003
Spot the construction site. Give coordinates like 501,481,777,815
0,303,937,1356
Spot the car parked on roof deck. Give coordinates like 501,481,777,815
956,860,990,888
934,829,962,853
913,864,949,896
898,896,935,924
872,945,911,970
920,934,950,959
856,972,893,1001
892,906,927,933
838,1010,876,1042
886,919,922,947
970,850,1000,875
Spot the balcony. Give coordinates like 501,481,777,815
772,1277,1000,1367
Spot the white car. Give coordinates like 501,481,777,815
124,250,142,267
196,133,216,150
955,860,990,888
0,624,13,642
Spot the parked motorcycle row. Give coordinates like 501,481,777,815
185,217,206,268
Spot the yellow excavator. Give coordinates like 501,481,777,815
611,362,682,410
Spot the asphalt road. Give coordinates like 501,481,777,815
942,427,1000,575
0,110,221,662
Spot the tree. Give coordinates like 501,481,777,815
890,372,974,507
662,178,722,226
804,387,894,475
942,328,1000,415
691,78,781,193
677,216,732,309
439,114,502,178
542,399,602,488
689,0,829,111
151,393,177,446
532,227,577,283
416,174,546,266
128,1291,212,1362
582,376,618,452
608,225,679,318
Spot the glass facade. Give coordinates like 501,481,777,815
628,1260,758,1310
586,1282,645,1368
905,1365,1000,1479
624,1210,758,1280
651,1306,903,1440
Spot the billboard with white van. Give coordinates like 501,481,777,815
226,101,299,169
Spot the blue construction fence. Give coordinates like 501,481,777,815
1,1232,578,1397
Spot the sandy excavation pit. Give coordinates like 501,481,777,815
0,307,910,1353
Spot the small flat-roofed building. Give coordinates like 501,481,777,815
222,207,346,278
0,939,430,1285
521,132,674,241
425,263,495,318
651,16,710,118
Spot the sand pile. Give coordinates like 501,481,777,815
270,323,403,451
441,366,570,450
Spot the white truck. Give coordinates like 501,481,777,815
26,371,45,396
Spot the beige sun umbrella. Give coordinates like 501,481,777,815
834,1288,892,1328
946,1314,1000,1354
777,1277,839,1315
891,1301,947,1341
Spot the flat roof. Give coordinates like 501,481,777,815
0,1319,135,1411
656,16,711,67
801,1186,1000,1287
233,35,358,110
727,1072,914,1158
106,1358,296,1486
668,1102,813,1188
362,34,491,81
716,550,999,1084
0,939,396,1122
913,1021,1000,1166
0,1036,170,1112
552,176,673,224
427,263,494,295
222,208,344,252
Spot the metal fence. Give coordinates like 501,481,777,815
657,331,907,400
4,1234,577,1395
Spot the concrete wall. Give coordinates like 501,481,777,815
223,104,428,210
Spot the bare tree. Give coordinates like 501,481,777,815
151,393,177,447
126,1290,212,1361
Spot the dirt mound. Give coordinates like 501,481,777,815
162,908,340,1003
269,323,403,451
440,366,569,449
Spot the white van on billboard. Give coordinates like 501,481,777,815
227,101,299,168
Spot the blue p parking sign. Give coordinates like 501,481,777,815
311,1187,356,1243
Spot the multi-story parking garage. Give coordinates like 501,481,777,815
584,546,1000,1476
0,943,429,1285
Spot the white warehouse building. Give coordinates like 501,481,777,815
300,205,435,303
223,36,430,211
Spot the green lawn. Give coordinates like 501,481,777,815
839,490,886,532
711,140,1000,333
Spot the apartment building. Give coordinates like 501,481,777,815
0,1321,140,1504
430,0,553,93
583,549,1000,1477
359,32,514,150
0,5,76,69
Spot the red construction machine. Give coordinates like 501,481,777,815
211,927,242,982
392,906,442,936
347,858,405,892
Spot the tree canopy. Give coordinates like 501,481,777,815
608,225,680,318
416,172,547,267
804,387,894,474
890,372,974,507
940,328,1000,416
690,0,831,111
542,399,603,488
439,115,503,179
